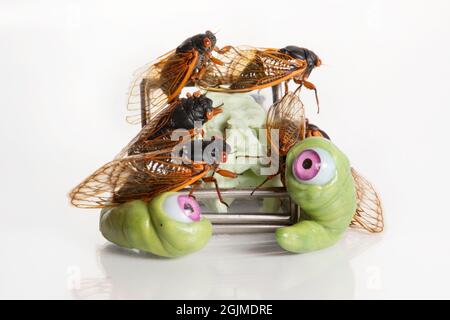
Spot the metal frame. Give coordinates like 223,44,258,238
191,188,300,233
140,81,299,233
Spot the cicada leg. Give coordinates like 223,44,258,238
202,168,238,207
191,65,207,80
210,46,234,66
202,175,229,207
250,173,279,196
294,78,320,113
214,45,233,54
209,55,225,66
216,169,238,179
188,180,203,200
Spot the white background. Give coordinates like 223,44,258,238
1,0,449,299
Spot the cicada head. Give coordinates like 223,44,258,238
203,30,217,50
176,31,216,54
280,46,321,79
172,94,214,129
183,30,217,54
190,94,214,121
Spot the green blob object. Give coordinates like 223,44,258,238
100,192,212,258
277,137,356,253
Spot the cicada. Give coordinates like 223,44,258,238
117,91,222,158
69,137,236,208
259,91,383,236
70,93,235,208
199,45,321,105
126,31,229,126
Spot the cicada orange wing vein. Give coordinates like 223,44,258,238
69,152,209,208
350,168,384,233
126,50,199,125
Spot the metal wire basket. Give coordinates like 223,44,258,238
139,80,299,233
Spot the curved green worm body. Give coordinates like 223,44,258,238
277,137,356,253
100,192,212,257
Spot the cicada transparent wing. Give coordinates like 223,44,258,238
266,91,306,156
116,100,182,159
350,168,384,233
200,46,307,92
257,91,307,186
69,152,208,208
126,50,199,125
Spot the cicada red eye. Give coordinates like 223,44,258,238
203,37,212,48
315,58,322,67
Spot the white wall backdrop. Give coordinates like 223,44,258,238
0,0,449,299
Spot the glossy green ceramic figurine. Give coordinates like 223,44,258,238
100,192,212,257
70,92,383,257
276,137,357,253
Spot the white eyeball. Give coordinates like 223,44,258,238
162,194,201,223
292,147,336,185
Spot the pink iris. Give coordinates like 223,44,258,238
177,195,201,221
293,149,321,181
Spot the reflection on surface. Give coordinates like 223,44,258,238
71,231,380,299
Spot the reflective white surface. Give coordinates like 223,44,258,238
1,0,450,299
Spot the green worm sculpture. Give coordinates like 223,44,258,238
276,137,357,253
100,192,212,257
